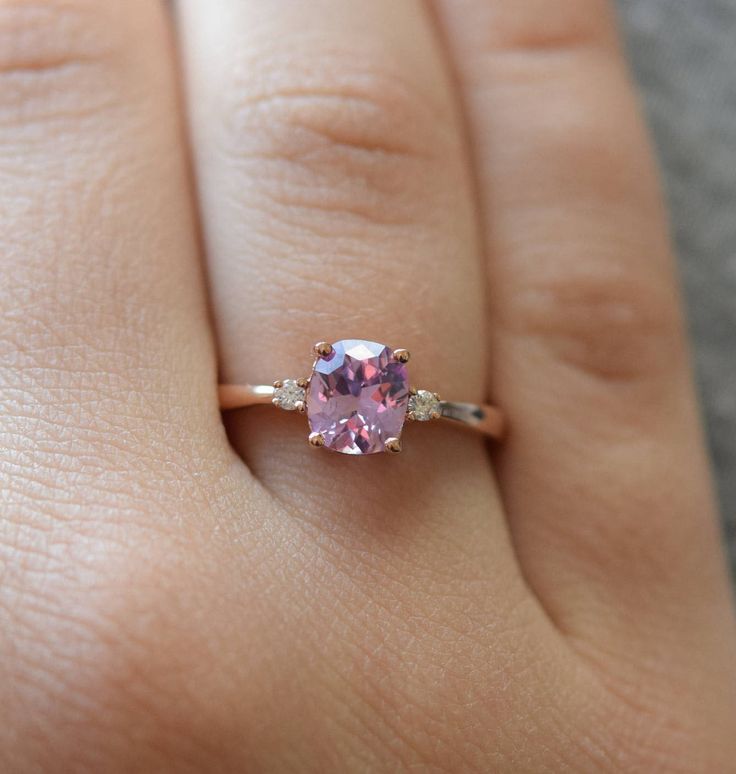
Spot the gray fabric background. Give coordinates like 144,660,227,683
615,0,736,574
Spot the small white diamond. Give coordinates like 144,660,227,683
273,379,306,411
408,390,441,421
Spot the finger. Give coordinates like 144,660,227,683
434,0,734,645
0,3,238,765
175,8,596,764
0,0,222,507
177,0,503,524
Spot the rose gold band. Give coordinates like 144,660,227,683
218,384,278,410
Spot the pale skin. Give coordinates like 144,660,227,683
0,0,735,771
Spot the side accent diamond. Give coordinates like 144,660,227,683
273,379,306,411
408,390,441,421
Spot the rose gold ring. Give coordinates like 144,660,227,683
218,339,505,456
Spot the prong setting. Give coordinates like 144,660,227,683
393,348,410,364
308,431,325,448
313,341,333,358
432,393,442,420
385,437,402,454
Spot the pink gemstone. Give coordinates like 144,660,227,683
307,340,409,455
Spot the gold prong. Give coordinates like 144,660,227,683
308,432,325,448
431,410,441,420
393,348,410,364
433,392,441,401
273,380,283,389
295,400,306,414
313,341,333,358
271,397,280,407
405,412,416,421
385,437,402,454
409,387,417,396
296,377,309,388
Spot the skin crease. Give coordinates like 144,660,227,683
0,0,734,772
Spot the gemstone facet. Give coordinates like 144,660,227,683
408,390,441,421
307,340,409,455
273,379,306,411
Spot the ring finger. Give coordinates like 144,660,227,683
176,4,598,765
177,0,499,526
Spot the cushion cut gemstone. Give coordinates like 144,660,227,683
307,339,409,455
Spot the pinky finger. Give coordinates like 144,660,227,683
434,0,736,666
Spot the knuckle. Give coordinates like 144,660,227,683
0,0,146,122
450,0,616,59
215,51,457,227
0,0,113,73
506,266,685,385
443,0,616,66
487,0,615,55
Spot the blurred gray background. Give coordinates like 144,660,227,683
616,0,736,574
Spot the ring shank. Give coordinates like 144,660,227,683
438,400,505,440
218,384,274,409
218,384,505,440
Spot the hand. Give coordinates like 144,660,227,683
2,1,735,771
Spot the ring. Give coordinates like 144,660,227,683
218,339,505,456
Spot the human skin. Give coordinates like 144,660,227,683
0,0,735,771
